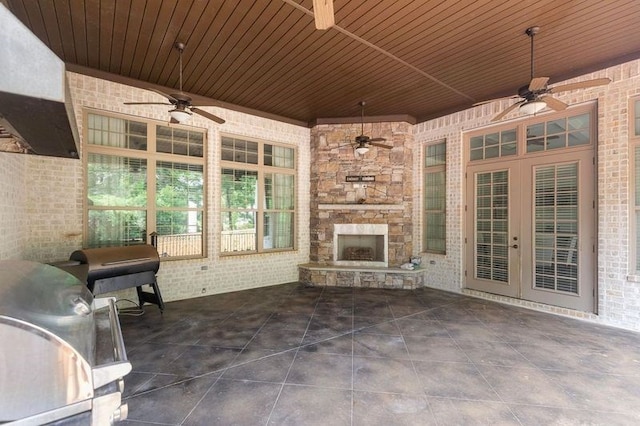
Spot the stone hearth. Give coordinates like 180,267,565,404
300,121,423,289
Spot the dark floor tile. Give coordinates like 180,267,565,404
245,327,305,351
123,372,156,398
193,325,258,348
354,315,401,335
403,335,470,363
457,340,534,367
394,317,449,337
352,332,409,359
268,385,352,426
509,341,597,372
166,345,241,376
147,319,207,345
414,361,501,401
481,320,556,344
429,398,520,425
544,369,640,415
300,333,353,355
286,352,352,389
264,312,313,330
510,403,640,426
353,356,423,394
477,365,576,407
353,391,435,426
441,320,505,342
127,342,189,374
223,349,296,383
183,379,281,426
125,375,219,424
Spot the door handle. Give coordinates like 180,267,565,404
510,244,519,249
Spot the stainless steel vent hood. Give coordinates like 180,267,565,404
0,4,80,158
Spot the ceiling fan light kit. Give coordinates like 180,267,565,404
169,109,191,123
355,146,369,155
476,26,611,122
123,42,225,125
519,100,546,115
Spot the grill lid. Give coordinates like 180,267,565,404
0,260,95,361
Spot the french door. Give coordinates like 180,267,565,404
465,116,596,312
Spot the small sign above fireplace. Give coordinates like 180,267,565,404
345,175,376,182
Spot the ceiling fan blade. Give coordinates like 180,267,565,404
548,78,611,94
148,88,179,103
124,102,172,106
539,95,568,111
491,101,524,122
528,77,549,91
170,117,179,124
368,137,386,143
313,0,334,30
472,95,520,107
190,107,226,124
369,141,392,149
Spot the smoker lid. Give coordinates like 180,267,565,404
0,260,94,321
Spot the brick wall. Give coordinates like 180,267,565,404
1,60,640,330
414,60,640,331
0,152,27,260
0,72,311,302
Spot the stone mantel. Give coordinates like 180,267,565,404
318,203,404,210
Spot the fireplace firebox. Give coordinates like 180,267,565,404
333,224,388,267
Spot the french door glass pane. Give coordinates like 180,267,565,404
534,164,579,294
475,170,509,282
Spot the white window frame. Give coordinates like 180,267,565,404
220,134,297,256
630,97,640,273
423,139,446,254
83,109,207,260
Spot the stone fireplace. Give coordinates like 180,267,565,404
299,120,425,289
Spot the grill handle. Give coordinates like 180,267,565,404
100,257,153,267
92,298,132,389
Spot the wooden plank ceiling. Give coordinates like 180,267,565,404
5,0,640,125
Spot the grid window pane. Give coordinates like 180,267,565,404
87,113,147,150
424,141,446,254
474,170,509,283
156,125,204,157
86,113,205,257
87,154,147,207
87,210,146,248
221,136,296,254
468,129,517,161
527,113,591,153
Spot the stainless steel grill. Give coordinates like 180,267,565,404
69,244,165,311
0,260,131,425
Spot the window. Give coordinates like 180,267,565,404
424,140,446,254
526,113,590,153
632,99,640,271
85,112,206,259
221,135,296,254
469,129,517,161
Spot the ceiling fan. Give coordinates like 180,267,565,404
313,0,334,30
124,42,225,125
350,101,393,155
475,26,611,122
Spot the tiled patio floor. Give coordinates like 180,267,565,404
118,283,640,425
